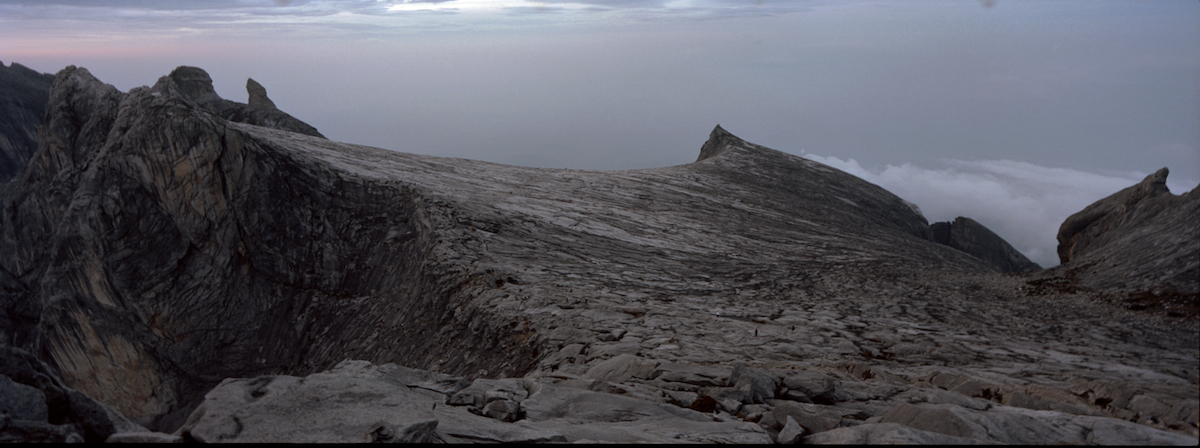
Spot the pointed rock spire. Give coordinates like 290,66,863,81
246,78,277,110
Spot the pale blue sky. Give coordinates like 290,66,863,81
3,0,1198,267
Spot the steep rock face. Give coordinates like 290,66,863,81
2,66,507,428
1040,168,1198,315
929,217,1041,273
1,66,1196,442
0,61,54,183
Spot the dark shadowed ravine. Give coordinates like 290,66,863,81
0,65,1196,444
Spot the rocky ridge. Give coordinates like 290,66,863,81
929,217,1041,273
0,65,1196,444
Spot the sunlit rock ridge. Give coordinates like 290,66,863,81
0,66,1195,444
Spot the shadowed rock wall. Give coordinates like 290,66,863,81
0,61,54,183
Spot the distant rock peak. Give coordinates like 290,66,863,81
153,65,323,138
929,217,1041,273
1057,166,1175,265
696,124,746,162
165,66,221,107
246,78,277,110
1137,167,1170,196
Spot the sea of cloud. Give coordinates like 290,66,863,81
799,153,1196,268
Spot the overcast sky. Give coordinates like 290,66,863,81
3,0,1197,267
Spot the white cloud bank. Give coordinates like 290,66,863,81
800,153,1198,268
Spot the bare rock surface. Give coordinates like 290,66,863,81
175,359,768,443
0,65,1196,444
0,61,54,182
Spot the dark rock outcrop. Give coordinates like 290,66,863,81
0,345,143,443
245,78,276,110
1036,167,1199,316
929,217,1041,273
0,61,54,183
1,66,1196,443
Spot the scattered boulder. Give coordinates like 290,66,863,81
776,415,805,444
765,401,842,435
781,370,841,406
729,362,779,405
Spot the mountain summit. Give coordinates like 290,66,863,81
0,66,1194,443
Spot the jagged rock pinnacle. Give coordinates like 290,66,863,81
246,78,277,110
696,124,746,162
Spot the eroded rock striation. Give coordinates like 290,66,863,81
0,61,54,183
929,217,1041,273
1,65,1196,444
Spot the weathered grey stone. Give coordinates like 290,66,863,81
448,378,527,410
730,362,779,404
582,353,660,386
769,401,841,435
177,361,445,443
781,370,840,405
655,362,731,388
482,399,522,423
521,381,709,423
803,422,986,445
776,415,805,444
879,401,1197,445
105,431,184,443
